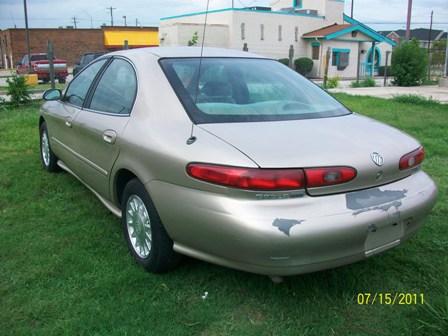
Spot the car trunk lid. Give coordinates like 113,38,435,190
199,114,421,195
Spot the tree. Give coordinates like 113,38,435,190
391,39,428,86
188,32,199,46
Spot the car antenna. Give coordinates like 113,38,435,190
187,0,210,145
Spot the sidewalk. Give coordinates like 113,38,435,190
329,85,448,104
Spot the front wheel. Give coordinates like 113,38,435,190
39,122,60,172
122,179,180,273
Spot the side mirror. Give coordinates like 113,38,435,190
43,89,62,101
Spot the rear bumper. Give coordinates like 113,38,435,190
148,170,437,276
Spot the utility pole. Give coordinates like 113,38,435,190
405,0,413,40
351,0,354,18
135,18,139,27
444,31,448,77
123,15,127,26
232,0,234,9
72,16,78,29
427,10,433,80
107,6,116,26
23,0,31,73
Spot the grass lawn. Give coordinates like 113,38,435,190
0,95,447,335
0,82,65,94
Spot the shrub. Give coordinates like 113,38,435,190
351,77,376,88
392,94,440,106
294,57,313,76
325,76,340,89
278,58,290,66
188,32,199,46
392,39,428,86
6,76,31,106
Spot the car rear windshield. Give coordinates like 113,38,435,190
159,57,351,124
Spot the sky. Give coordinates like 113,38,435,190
0,0,447,32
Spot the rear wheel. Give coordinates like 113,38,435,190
122,179,180,273
39,122,59,172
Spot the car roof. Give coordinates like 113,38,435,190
83,52,104,56
109,47,267,59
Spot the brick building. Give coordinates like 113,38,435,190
0,26,159,69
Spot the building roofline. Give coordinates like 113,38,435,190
1,26,158,32
343,14,397,46
160,7,324,21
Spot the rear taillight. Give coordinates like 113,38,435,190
304,166,357,188
186,163,305,190
399,146,425,170
187,163,357,191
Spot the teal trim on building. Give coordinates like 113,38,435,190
343,14,397,46
325,24,383,42
365,45,381,75
293,0,303,8
311,41,321,47
332,48,350,53
160,7,324,21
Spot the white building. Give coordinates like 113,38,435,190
159,0,396,78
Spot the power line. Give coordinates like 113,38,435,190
106,6,116,26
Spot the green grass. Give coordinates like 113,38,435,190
392,94,442,106
1,96,447,335
0,82,65,93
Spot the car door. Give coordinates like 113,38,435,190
70,57,138,199
45,58,109,172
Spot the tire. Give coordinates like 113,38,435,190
58,78,66,84
39,122,60,172
122,178,180,273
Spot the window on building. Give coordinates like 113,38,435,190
295,27,299,42
89,59,137,115
278,25,282,41
241,23,245,41
332,49,350,70
312,44,320,60
260,24,264,41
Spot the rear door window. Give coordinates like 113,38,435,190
88,58,137,115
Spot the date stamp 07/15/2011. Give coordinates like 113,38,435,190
356,293,425,305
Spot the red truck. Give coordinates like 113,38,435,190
16,53,68,83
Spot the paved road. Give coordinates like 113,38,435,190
329,85,448,104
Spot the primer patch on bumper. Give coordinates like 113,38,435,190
273,218,304,236
346,188,408,215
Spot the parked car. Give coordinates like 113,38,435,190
72,52,105,76
16,53,68,83
39,47,437,277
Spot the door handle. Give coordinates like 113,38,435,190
102,130,117,144
65,117,72,128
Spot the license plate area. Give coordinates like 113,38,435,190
364,220,403,255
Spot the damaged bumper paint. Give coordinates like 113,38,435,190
149,170,437,276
